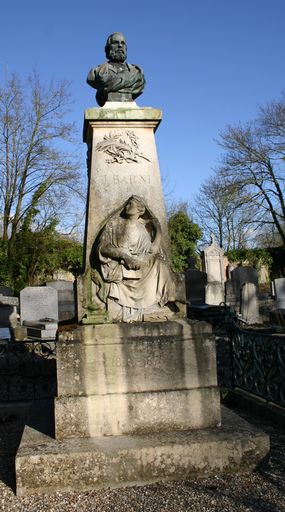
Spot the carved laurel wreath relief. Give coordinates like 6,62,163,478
95,130,151,164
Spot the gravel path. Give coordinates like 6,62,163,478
0,405,284,512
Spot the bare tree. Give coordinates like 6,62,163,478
217,90,285,245
192,173,260,251
0,72,83,251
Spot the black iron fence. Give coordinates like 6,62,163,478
226,309,285,408
0,340,57,401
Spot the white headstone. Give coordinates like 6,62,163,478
20,286,59,324
205,282,224,306
202,234,225,283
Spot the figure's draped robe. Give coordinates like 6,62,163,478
98,217,176,320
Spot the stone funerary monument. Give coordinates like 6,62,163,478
16,33,269,495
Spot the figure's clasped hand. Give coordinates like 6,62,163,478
123,255,141,270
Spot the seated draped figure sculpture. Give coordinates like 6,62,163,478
94,195,184,322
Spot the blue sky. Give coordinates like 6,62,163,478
1,0,285,206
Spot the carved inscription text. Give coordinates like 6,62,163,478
102,174,151,185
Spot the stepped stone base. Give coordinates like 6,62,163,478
16,407,269,497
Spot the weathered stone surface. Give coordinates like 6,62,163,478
241,282,261,324
20,286,59,323
205,282,225,306
55,320,220,439
83,106,162,133
16,406,270,497
56,328,217,397
55,388,221,439
0,294,19,306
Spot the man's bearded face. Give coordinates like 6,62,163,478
107,35,127,62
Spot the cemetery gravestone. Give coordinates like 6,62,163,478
20,287,58,323
273,278,285,309
202,234,225,284
185,268,207,304
230,266,258,296
205,282,224,306
241,282,260,324
225,279,238,308
46,281,75,321
20,286,58,339
229,266,259,313
202,235,225,305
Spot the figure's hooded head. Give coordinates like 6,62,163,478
105,32,127,63
124,196,146,218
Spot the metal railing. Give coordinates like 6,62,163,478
225,307,285,408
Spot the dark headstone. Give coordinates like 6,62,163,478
230,267,258,296
46,281,75,321
185,269,207,304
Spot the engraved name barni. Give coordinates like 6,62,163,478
95,130,151,164
102,174,151,185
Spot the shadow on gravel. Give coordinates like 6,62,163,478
0,416,25,492
0,399,55,494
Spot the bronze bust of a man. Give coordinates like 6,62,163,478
87,32,145,107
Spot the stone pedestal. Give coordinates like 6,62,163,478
55,320,221,439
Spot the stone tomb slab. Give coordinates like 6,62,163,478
16,406,269,497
